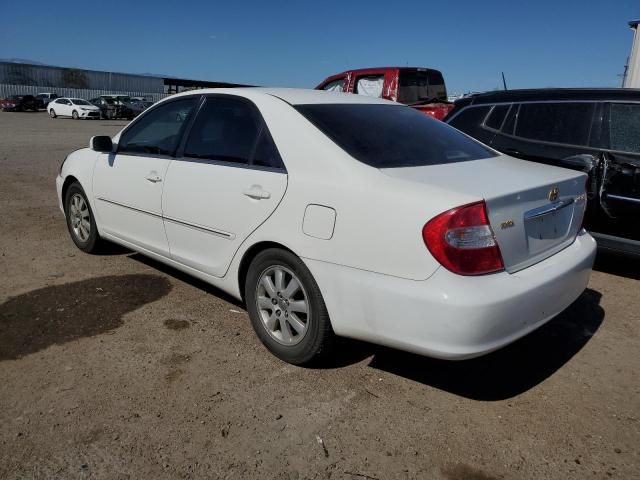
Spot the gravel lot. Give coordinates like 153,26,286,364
0,111,639,480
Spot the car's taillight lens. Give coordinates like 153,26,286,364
422,201,504,275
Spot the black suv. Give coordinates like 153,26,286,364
445,89,640,256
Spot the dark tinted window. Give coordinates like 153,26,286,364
448,106,491,134
398,70,447,104
184,97,260,165
515,102,595,146
252,129,284,169
609,103,640,154
485,105,510,130
296,104,495,168
118,98,196,156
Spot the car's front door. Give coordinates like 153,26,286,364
162,95,288,277
92,97,197,255
56,99,70,116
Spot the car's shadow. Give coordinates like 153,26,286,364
344,288,604,401
128,253,244,308
122,251,603,400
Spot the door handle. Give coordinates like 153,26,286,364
243,187,271,200
146,174,162,183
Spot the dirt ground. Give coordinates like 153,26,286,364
0,111,639,480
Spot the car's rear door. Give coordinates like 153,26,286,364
92,97,197,255
161,95,287,278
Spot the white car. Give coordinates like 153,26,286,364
55,88,597,365
48,97,101,120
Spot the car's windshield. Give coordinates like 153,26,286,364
70,99,92,106
295,104,495,168
103,98,115,105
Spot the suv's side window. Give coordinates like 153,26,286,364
118,98,196,156
485,105,510,130
183,96,283,169
609,103,640,154
514,102,595,146
448,106,492,135
322,78,346,92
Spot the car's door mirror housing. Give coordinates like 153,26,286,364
90,135,113,153
561,154,598,172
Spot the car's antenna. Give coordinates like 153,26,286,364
501,72,508,90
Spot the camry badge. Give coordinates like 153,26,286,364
501,220,515,229
548,186,559,202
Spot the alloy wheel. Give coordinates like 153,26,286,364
255,265,310,346
69,193,91,242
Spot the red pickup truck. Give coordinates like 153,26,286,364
316,67,453,120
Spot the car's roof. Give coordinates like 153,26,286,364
170,87,398,106
461,88,640,105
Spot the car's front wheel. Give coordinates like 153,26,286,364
64,182,102,253
72,110,79,120
245,248,335,365
49,109,56,118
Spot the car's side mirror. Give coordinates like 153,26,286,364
90,135,113,153
561,154,598,172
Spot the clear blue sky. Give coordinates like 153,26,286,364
1,0,638,94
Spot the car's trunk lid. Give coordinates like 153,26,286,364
380,155,587,272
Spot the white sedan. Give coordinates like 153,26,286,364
55,88,596,365
48,97,101,120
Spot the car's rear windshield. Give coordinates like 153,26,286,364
398,70,447,104
295,104,496,168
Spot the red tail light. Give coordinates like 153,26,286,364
415,103,455,121
422,201,504,275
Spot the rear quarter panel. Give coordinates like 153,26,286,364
226,93,479,283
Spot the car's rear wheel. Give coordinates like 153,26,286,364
49,109,57,118
64,182,103,253
72,110,79,120
245,248,335,365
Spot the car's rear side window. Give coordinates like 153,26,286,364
295,104,496,168
447,106,492,135
515,102,595,146
609,103,640,154
485,105,510,130
183,96,284,169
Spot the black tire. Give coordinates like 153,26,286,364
72,110,79,120
245,248,335,365
49,109,57,118
64,182,103,253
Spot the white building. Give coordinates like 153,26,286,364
623,20,640,88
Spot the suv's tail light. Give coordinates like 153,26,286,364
422,201,504,275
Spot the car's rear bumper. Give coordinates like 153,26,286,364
305,231,597,360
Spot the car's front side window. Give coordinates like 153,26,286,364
118,98,197,156
322,78,346,92
609,103,640,154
